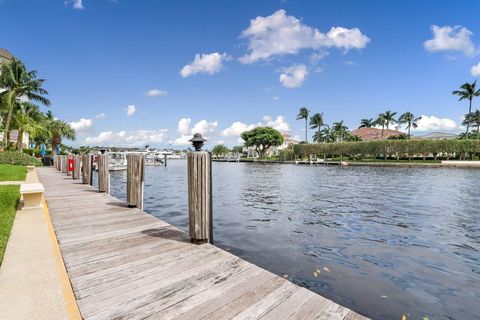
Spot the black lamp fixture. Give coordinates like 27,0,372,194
189,133,207,151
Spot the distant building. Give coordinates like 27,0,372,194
0,48,30,149
414,132,457,140
350,127,404,141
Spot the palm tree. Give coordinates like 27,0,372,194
376,111,397,139
309,113,324,143
453,81,480,139
315,125,334,143
398,112,422,139
0,59,50,146
359,118,375,128
45,111,76,153
463,110,480,139
12,102,47,152
296,107,310,143
331,121,349,142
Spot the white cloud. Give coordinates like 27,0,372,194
424,25,476,56
344,60,356,66
180,52,230,77
66,0,84,10
272,96,280,101
412,115,459,132
262,115,290,133
85,129,168,146
222,115,290,138
279,64,308,88
70,118,94,134
95,113,106,119
222,121,256,137
239,9,369,64
172,118,219,145
126,104,136,116
145,89,167,97
309,51,329,65
471,63,480,77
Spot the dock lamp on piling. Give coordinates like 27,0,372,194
187,133,213,244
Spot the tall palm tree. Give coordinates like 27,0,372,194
12,102,47,152
359,118,375,128
45,111,76,153
315,125,334,143
332,121,349,142
453,81,480,139
376,111,397,139
0,59,50,146
309,113,324,143
398,112,422,139
296,107,310,143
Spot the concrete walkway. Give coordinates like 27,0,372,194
0,181,22,185
0,169,79,320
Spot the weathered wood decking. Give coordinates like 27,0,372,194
37,167,368,320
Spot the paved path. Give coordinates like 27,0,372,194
38,167,368,320
0,169,74,320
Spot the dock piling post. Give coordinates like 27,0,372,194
61,155,67,173
73,155,81,179
164,154,167,167
81,155,92,184
187,133,212,244
66,155,72,176
127,154,145,210
98,154,110,194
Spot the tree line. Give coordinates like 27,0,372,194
0,59,75,153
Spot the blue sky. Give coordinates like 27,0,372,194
2,0,480,147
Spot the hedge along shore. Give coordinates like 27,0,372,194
294,139,480,161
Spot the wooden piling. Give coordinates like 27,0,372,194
126,154,145,210
81,155,92,185
72,155,81,179
97,154,110,194
61,155,67,173
66,155,72,176
187,151,212,244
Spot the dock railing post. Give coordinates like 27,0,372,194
98,154,110,194
127,154,145,210
73,155,81,179
66,155,72,176
61,155,67,173
81,154,92,184
187,133,212,244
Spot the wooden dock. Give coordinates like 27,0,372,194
37,167,368,320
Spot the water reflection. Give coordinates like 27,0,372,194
96,161,480,320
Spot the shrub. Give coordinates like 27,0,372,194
0,151,42,166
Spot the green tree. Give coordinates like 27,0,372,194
12,102,47,152
453,81,480,139
376,111,397,139
45,111,76,153
331,121,349,142
0,59,50,146
241,127,284,158
359,118,375,128
231,145,244,154
463,109,480,139
398,112,422,139
296,107,310,143
309,113,324,143
212,144,229,157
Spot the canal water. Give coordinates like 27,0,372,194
104,160,479,320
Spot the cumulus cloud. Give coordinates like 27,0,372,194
70,118,94,134
222,121,257,137
180,52,230,77
412,115,460,132
222,115,290,138
126,104,136,116
471,63,480,77
95,113,106,119
239,9,369,64
424,25,476,56
65,0,84,10
279,64,308,88
172,118,219,145
145,89,167,97
85,129,168,146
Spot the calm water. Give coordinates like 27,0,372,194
99,161,479,319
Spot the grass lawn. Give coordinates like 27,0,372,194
0,185,20,265
0,164,27,181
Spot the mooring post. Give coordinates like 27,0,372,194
73,155,81,179
97,154,110,194
66,155,72,176
164,154,167,167
127,154,145,210
81,154,92,184
187,133,212,244
61,155,67,173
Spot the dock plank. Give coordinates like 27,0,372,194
37,167,369,320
